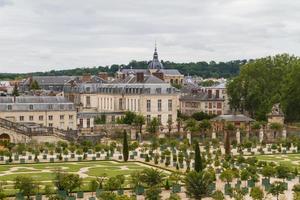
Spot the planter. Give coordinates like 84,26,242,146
71,154,75,158
117,189,124,195
20,158,25,164
28,156,32,160
92,156,96,161
50,158,55,163
247,180,255,187
35,194,42,200
77,192,84,199
224,183,231,195
135,186,144,195
64,158,68,162
43,155,47,160
172,184,181,193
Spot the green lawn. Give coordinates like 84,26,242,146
0,160,159,196
254,153,300,169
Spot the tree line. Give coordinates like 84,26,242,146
0,59,245,80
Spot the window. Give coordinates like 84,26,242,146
7,105,12,110
111,116,115,123
168,100,172,111
48,104,53,110
79,119,83,128
209,103,212,109
168,114,172,123
216,90,220,98
19,116,24,121
158,115,162,124
87,118,90,128
147,100,151,112
146,115,151,124
158,99,162,112
29,105,33,110
156,88,161,94
60,104,64,110
48,115,53,120
60,115,64,120
119,98,123,110
69,115,73,120
48,123,53,127
39,116,43,121
86,96,91,107
60,122,64,129
217,102,222,109
29,116,33,121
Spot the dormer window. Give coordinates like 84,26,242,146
29,105,33,110
7,105,12,110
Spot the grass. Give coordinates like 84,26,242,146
254,153,300,169
0,160,163,196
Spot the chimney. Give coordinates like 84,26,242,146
152,72,164,80
98,72,108,80
136,72,144,83
82,73,91,82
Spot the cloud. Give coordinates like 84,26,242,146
0,0,299,73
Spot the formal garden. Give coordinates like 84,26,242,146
1,111,300,199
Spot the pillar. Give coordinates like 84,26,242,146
236,129,240,144
187,130,192,145
212,128,216,139
282,128,287,139
259,128,264,143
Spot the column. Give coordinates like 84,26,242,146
236,129,240,144
259,128,264,143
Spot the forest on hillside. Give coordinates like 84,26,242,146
0,59,246,80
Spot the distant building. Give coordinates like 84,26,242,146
0,96,77,130
116,46,184,85
19,76,76,92
64,73,180,130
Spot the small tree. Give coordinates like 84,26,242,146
30,80,40,90
269,181,286,200
54,171,82,195
134,114,145,136
185,171,213,200
89,179,98,197
220,169,233,184
145,186,162,200
122,130,129,162
250,187,264,200
194,141,203,172
261,165,276,179
212,190,225,200
14,176,36,199
147,118,160,135
12,83,19,96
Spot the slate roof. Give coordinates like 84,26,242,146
23,76,76,85
0,96,75,111
211,114,254,122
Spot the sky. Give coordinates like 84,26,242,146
0,0,299,73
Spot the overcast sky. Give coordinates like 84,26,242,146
0,0,299,73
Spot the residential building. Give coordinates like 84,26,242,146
0,96,77,130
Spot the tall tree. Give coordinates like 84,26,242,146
123,130,129,162
147,118,160,135
194,141,203,172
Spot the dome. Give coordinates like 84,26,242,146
148,46,163,69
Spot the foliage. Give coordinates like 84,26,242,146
250,187,264,200
145,186,162,200
104,175,125,191
12,83,19,96
227,54,300,121
268,181,286,200
191,112,215,121
95,115,106,124
14,176,36,199
54,171,82,195
30,80,40,90
212,190,225,200
147,118,160,134
220,169,233,183
185,171,213,200
140,168,165,187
